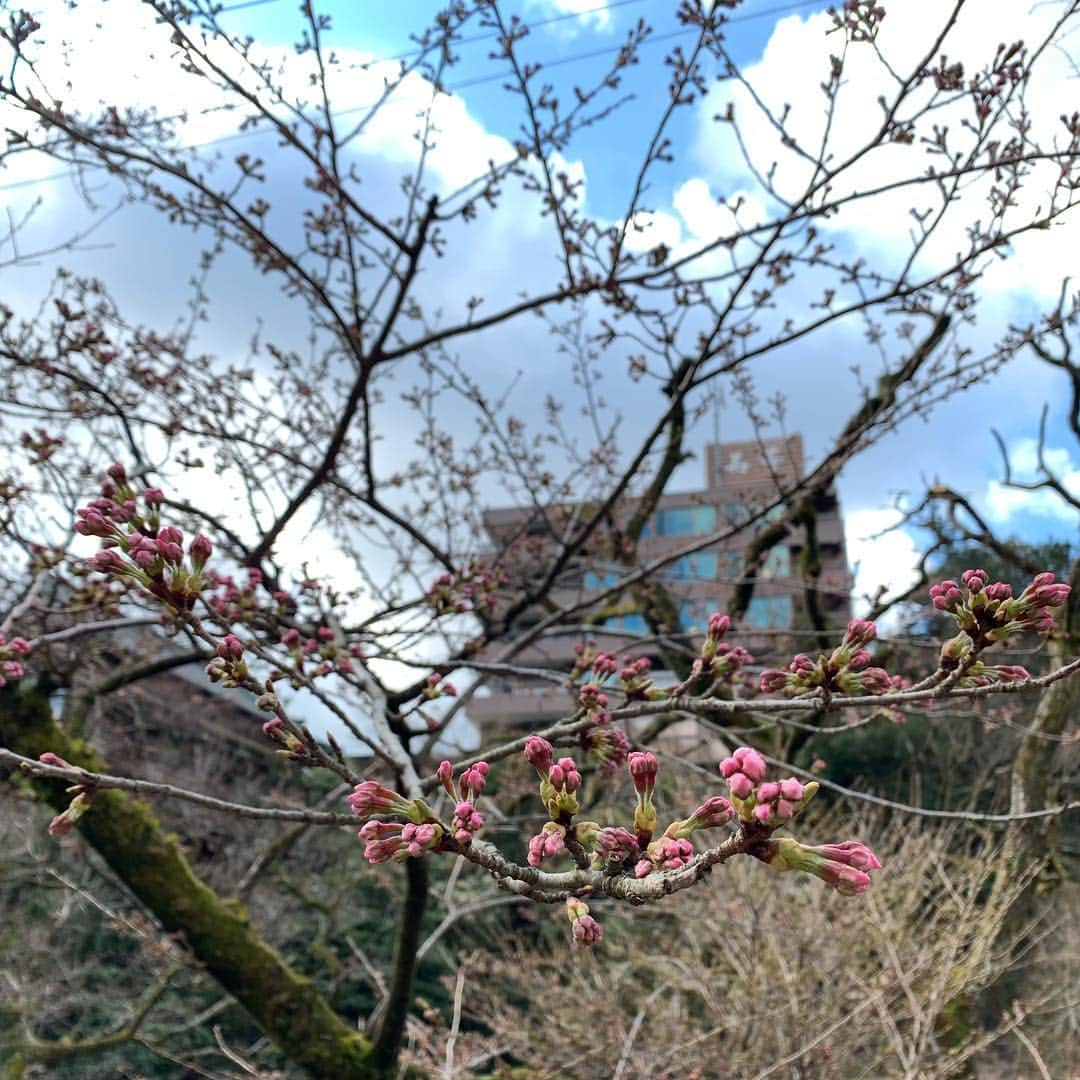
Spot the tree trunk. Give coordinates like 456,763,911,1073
0,683,408,1079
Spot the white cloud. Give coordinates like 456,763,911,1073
0,1,522,204
526,0,613,34
845,507,922,617
692,1,1080,302
984,438,1080,525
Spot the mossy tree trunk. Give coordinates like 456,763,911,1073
0,682,419,1079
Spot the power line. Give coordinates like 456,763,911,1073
0,0,823,195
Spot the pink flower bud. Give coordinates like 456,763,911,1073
843,618,877,647
217,634,244,660
523,736,554,775
106,461,127,483
89,550,128,575
144,487,164,508
756,781,779,803
848,648,871,671
727,773,753,799
961,568,988,592
691,795,734,829
189,533,213,568
779,778,803,801
627,751,658,794
734,747,766,782
817,841,882,872
759,668,789,693
596,826,639,862
571,914,603,947
554,758,581,791
347,780,411,817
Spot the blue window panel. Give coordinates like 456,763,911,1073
746,596,793,629
721,549,743,578
678,600,707,632
692,505,716,534
646,505,717,537
615,613,648,635
663,552,718,581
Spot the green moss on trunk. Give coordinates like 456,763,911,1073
0,684,391,1079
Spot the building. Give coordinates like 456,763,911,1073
469,434,851,734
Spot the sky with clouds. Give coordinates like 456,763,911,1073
2,0,1077,616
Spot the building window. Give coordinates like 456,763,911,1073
678,599,708,631
609,613,648,635
721,549,744,578
642,505,716,537
746,595,793,628
661,551,717,581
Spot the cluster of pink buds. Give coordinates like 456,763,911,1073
829,0,885,42
436,760,489,844
0,633,32,687
971,41,1025,120
686,613,755,686
720,746,819,826
527,821,566,867
566,897,602,949
759,619,892,697
358,820,443,863
619,656,656,701
628,750,658,840
930,570,1071,663
524,736,582,818
425,559,507,617
21,427,63,464
273,624,363,686
205,566,289,623
632,794,735,878
593,825,640,868
592,651,618,679
205,634,248,689
719,746,766,798
570,638,599,682
754,838,882,896
578,681,611,722
38,753,95,837
348,779,442,862
753,778,807,824
78,464,214,611
635,836,694,877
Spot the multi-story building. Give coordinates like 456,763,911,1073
469,434,851,734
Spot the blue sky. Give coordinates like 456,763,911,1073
2,0,1077,608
